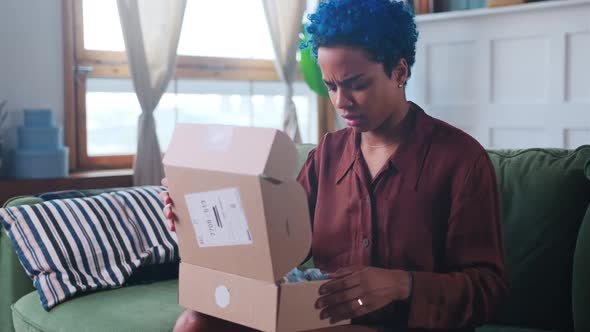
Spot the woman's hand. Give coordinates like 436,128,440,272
315,266,412,324
158,178,177,232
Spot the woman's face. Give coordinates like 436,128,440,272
317,46,406,132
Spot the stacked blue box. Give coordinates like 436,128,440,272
12,109,68,179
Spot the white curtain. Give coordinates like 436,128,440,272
262,0,306,143
117,0,187,185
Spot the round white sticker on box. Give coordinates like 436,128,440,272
215,285,230,308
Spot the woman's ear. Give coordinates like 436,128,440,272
393,58,409,86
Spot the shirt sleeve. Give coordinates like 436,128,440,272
297,148,319,225
406,151,509,329
297,148,319,264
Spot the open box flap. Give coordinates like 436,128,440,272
163,124,298,182
163,124,311,283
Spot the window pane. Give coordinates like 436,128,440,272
85,78,318,156
85,91,139,156
83,1,125,52
178,0,274,59
85,78,176,156
82,0,275,59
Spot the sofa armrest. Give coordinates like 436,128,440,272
0,196,44,332
0,231,35,332
573,204,590,332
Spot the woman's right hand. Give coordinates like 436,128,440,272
159,178,177,232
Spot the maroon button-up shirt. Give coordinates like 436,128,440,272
297,102,508,331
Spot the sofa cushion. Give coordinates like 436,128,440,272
573,205,590,332
477,326,555,332
35,187,131,201
3,196,44,208
12,279,183,332
0,186,178,310
488,146,590,331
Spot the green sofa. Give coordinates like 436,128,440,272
1,145,589,332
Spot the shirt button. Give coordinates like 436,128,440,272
362,238,370,248
365,196,371,203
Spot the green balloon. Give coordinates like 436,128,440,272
298,26,329,97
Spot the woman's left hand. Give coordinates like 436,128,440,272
315,266,412,324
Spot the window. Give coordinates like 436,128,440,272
85,79,317,156
68,0,319,170
82,0,276,58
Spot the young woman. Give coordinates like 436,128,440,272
161,1,508,331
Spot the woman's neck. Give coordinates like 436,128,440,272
361,101,411,148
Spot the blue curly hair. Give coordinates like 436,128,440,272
302,0,419,78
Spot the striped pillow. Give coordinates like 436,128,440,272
0,186,178,310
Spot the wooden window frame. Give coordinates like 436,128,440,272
63,0,330,172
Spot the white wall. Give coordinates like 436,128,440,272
406,0,590,149
0,0,64,131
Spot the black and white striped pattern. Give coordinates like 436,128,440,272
0,186,178,311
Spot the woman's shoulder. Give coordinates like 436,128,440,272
418,116,494,185
427,114,488,163
412,102,483,155
298,128,353,179
316,127,354,154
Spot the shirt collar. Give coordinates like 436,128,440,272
335,102,437,189
390,102,436,190
335,129,358,184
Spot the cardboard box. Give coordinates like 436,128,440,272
163,124,349,332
